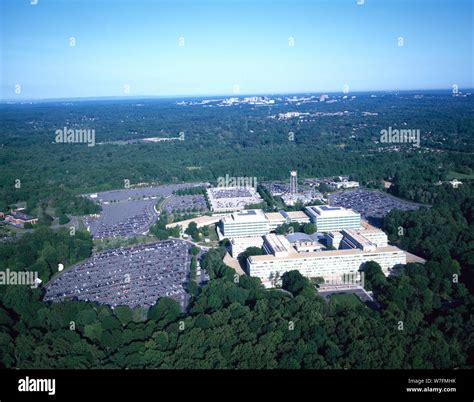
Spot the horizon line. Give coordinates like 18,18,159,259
1,87,473,104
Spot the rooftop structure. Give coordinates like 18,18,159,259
262,234,294,257
340,229,377,251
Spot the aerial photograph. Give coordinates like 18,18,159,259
0,0,473,399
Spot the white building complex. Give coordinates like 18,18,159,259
305,205,360,232
220,209,311,256
247,230,406,288
218,205,407,286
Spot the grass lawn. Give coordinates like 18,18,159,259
207,224,219,241
329,293,362,307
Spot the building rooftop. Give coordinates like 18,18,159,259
306,205,360,218
264,212,286,221
248,245,404,262
341,228,376,251
284,210,310,219
221,209,267,223
285,232,322,243
9,211,36,221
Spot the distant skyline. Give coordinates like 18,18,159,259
1,0,473,100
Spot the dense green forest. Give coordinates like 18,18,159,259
0,93,473,369
0,234,472,369
0,93,473,217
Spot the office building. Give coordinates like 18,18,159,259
220,209,270,238
305,205,360,232
220,209,311,238
247,226,405,287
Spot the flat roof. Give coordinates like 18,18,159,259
231,236,264,244
306,205,360,218
264,212,286,221
284,210,310,219
263,234,293,254
249,245,404,262
166,214,222,229
342,228,375,248
221,209,267,223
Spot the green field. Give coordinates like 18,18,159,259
329,293,362,307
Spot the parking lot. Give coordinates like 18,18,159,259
84,200,158,239
85,183,206,203
261,182,290,196
82,183,207,239
44,240,207,310
329,189,422,224
162,194,208,214
207,187,263,212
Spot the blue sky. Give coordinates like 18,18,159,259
1,0,472,99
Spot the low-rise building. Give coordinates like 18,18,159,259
5,210,38,227
247,224,404,287
248,240,405,287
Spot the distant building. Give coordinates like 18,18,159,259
5,210,38,227
330,180,359,189
449,179,463,189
